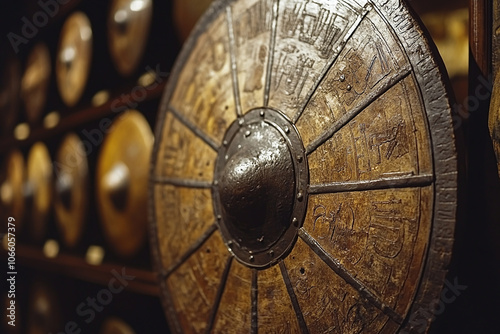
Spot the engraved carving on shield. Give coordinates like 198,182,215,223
149,0,458,333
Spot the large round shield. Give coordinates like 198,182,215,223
26,142,53,242
96,110,153,257
107,0,153,76
54,133,90,248
56,12,93,107
150,0,459,333
21,43,51,124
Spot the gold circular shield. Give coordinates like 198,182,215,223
56,12,93,107
108,0,153,76
97,110,153,257
54,133,89,248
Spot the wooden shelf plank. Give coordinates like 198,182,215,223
12,245,160,296
0,80,165,153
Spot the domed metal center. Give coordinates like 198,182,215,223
218,120,295,250
213,108,308,268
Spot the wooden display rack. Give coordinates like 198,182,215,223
0,0,180,332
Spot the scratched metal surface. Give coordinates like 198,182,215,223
149,0,458,333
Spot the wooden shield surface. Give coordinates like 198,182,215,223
150,0,458,332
